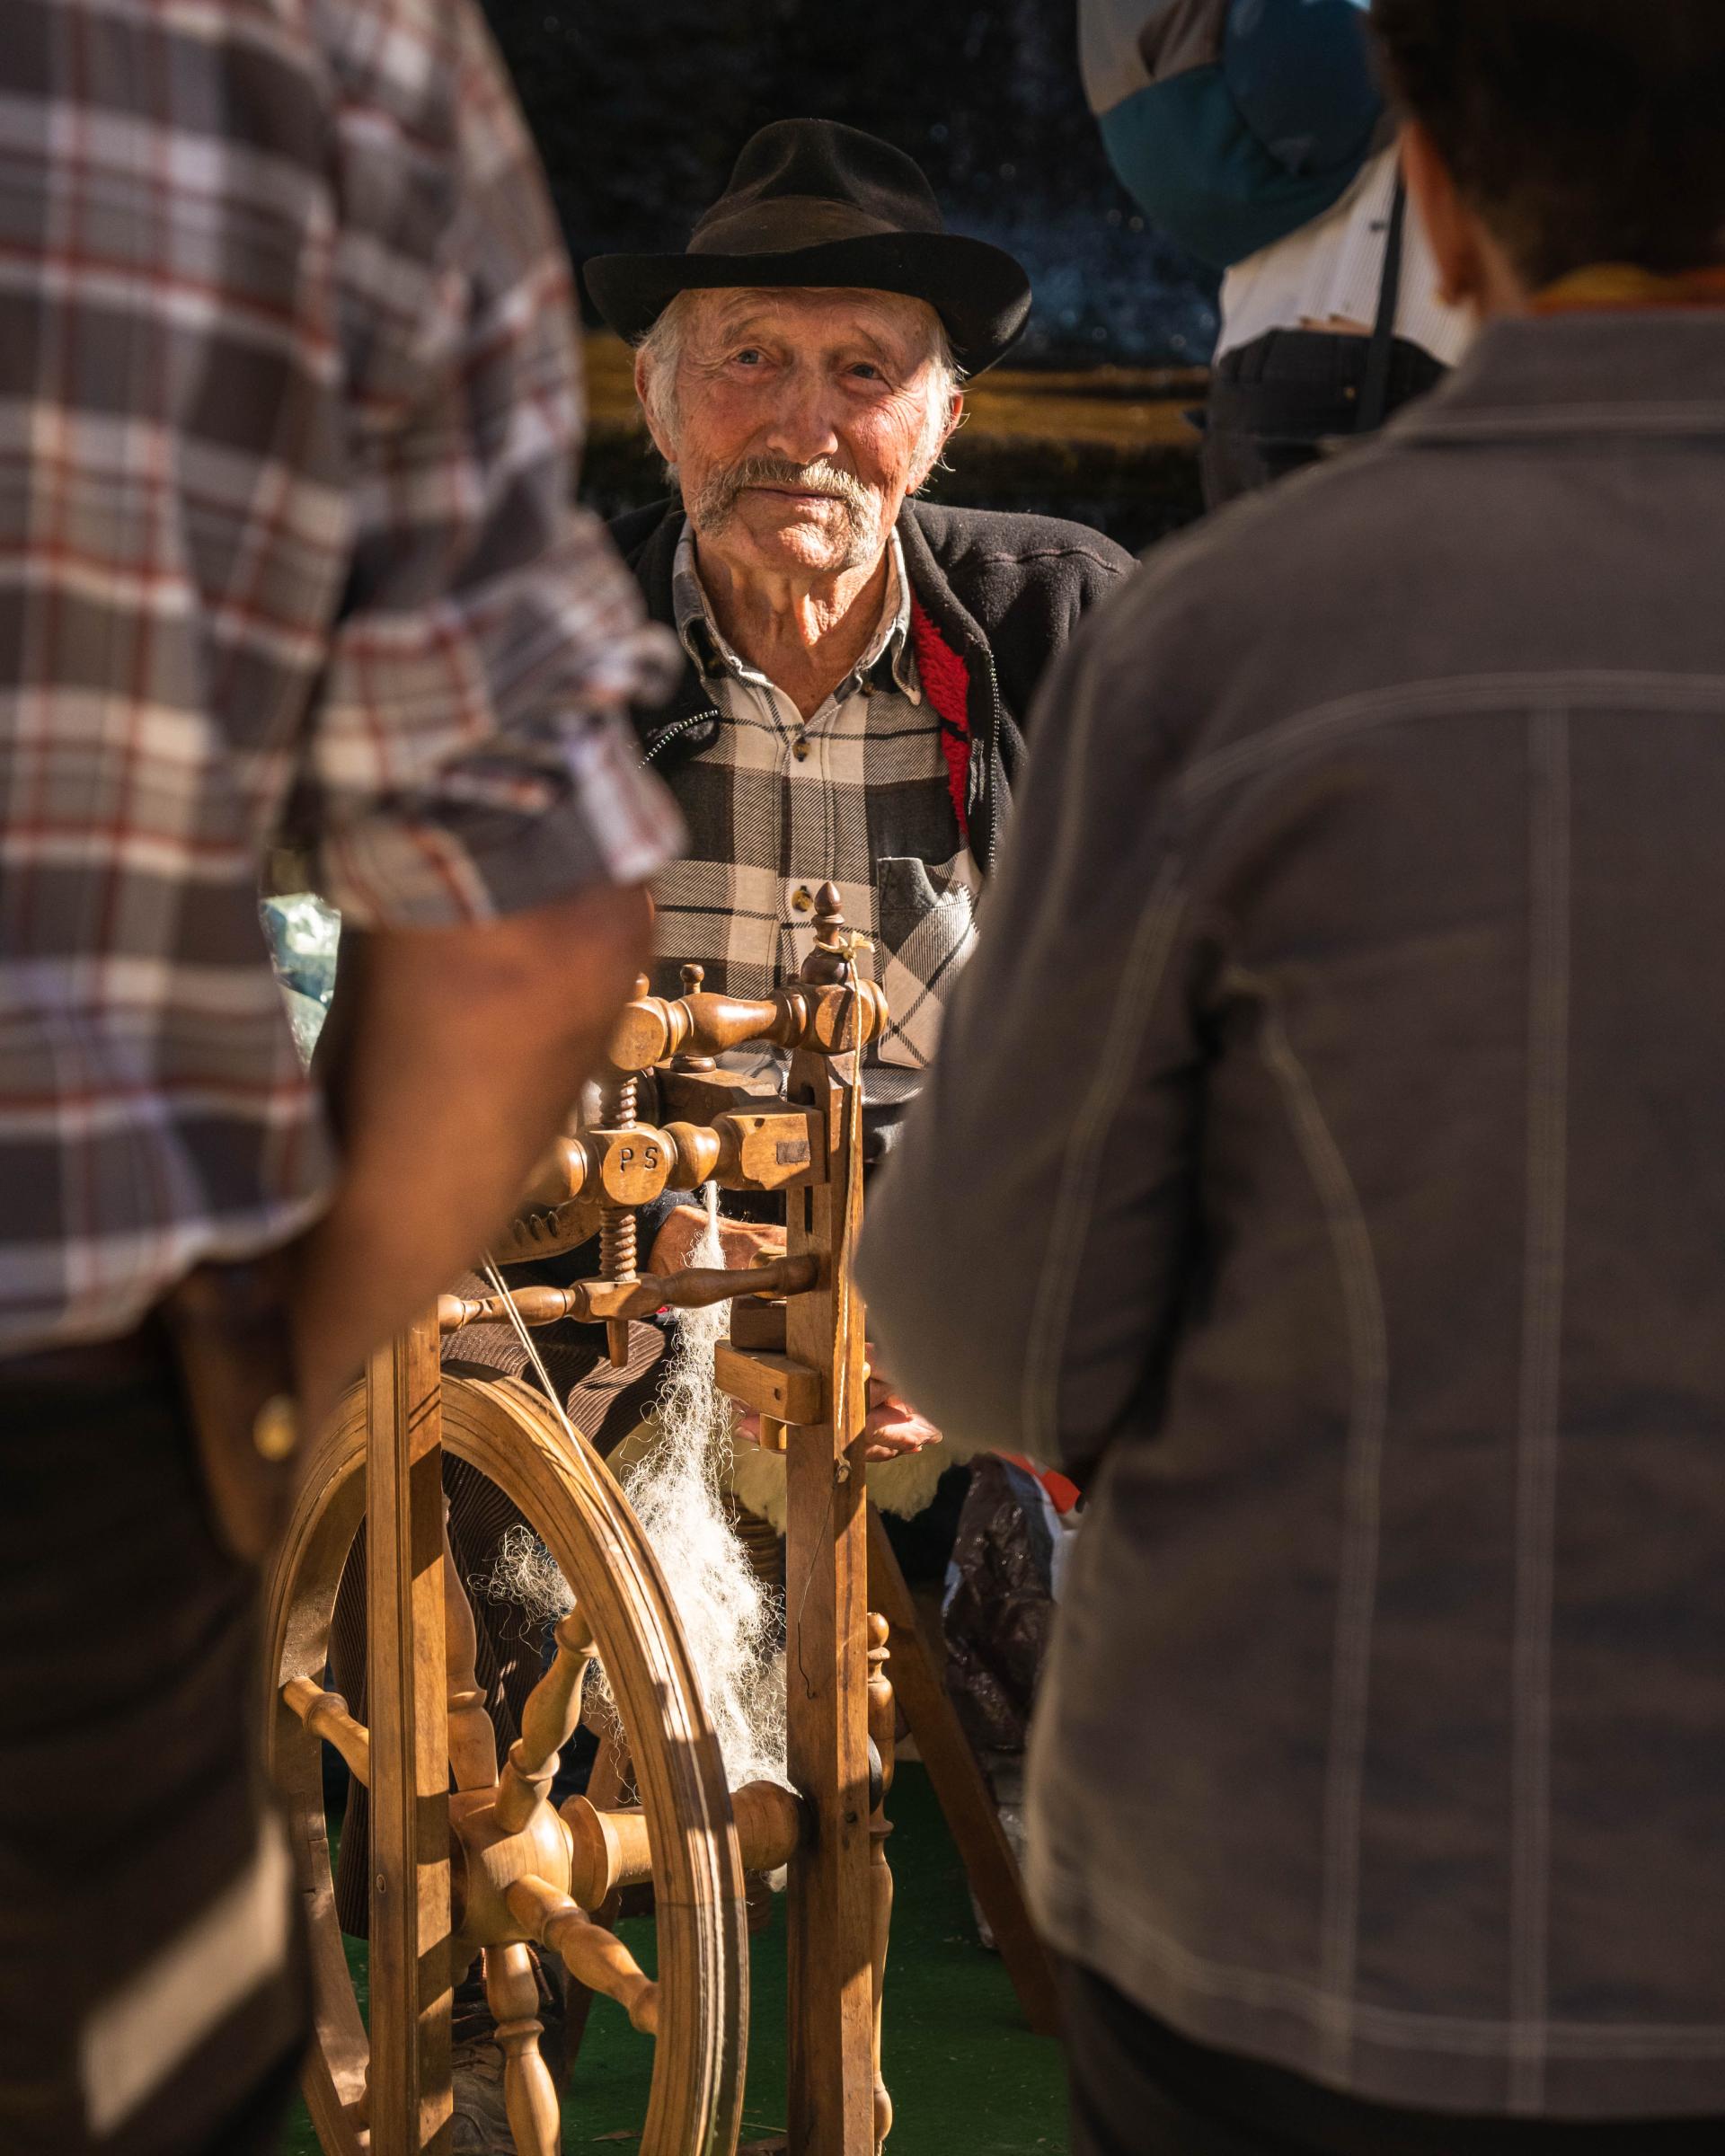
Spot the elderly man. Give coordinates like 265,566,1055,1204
590,121,1130,1138
583,120,1133,1457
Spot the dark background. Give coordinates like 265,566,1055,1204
477,0,1217,547
477,0,1216,367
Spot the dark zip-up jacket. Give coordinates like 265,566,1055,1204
609,496,1135,870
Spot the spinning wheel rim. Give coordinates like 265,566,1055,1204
265,1367,748,2156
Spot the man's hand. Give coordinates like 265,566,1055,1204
860,1348,944,1462
647,1203,785,1279
734,1336,945,1463
652,1199,946,1463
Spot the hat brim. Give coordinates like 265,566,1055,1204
583,230,1032,376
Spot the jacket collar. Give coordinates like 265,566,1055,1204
1392,311,1725,447
628,496,995,727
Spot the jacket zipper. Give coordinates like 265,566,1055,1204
641,706,721,766
977,645,1004,871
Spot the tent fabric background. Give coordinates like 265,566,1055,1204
481,0,1217,368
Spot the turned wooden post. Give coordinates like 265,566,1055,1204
365,1311,453,2155
483,1941,561,2156
783,1033,874,2156
866,1613,896,2153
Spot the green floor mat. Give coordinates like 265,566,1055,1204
279,1764,1065,2153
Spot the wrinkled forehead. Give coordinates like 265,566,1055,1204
682,285,943,362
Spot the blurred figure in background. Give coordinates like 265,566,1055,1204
1081,0,1470,504
0,2,677,2149
866,0,1725,2149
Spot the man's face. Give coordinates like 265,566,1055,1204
641,287,959,582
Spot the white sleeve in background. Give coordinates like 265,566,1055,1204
1216,146,1474,367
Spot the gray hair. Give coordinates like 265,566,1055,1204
636,289,966,480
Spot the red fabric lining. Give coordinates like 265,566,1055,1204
995,1452,1083,1515
909,596,972,845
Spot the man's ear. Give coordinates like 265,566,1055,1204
1400,119,1529,322
633,348,677,471
909,391,964,497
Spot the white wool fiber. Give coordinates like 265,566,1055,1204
479,1524,574,1629
618,1185,787,1790
479,1187,788,1794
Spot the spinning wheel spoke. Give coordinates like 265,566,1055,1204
281,1674,372,1789
508,1874,659,2036
560,1720,631,2076
495,1609,597,1833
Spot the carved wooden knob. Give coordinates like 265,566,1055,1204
590,1124,673,1206
801,884,856,986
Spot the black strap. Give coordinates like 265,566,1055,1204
1358,175,1409,436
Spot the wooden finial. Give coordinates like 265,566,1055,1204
801,884,860,986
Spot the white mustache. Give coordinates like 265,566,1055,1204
698,456,873,523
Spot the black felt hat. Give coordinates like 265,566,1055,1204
584,119,1032,376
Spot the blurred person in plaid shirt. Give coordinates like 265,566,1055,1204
0,2,682,2150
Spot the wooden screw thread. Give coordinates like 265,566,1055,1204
600,1073,640,1365
598,1206,637,1281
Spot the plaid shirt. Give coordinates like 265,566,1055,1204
650,527,980,1101
0,0,680,1355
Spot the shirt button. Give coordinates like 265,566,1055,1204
792,734,810,761
791,886,814,913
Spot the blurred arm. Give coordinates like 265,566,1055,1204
288,1,682,1427
296,884,650,1429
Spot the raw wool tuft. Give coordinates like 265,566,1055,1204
617,1185,788,1791
478,1524,574,1630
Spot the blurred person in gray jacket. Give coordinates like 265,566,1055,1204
862,1,1725,2148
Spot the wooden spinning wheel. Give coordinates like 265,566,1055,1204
267,887,1053,2156
266,1361,782,2155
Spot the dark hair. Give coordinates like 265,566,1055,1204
1372,0,1725,287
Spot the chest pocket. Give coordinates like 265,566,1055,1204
872,853,978,1071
